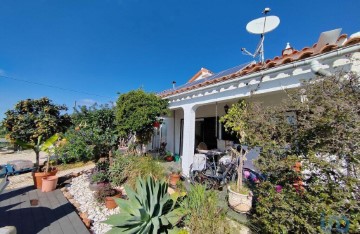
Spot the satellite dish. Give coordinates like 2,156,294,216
246,16,280,35
241,8,280,64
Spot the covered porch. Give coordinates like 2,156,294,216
164,91,288,176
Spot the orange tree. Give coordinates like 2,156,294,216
0,126,7,138
223,73,360,233
2,97,71,170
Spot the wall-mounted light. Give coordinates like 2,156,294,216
224,104,229,114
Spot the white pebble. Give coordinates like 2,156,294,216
67,173,120,233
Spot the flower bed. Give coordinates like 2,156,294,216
62,170,120,233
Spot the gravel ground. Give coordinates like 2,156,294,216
67,173,120,233
0,149,95,190
0,149,48,165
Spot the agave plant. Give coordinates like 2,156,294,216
104,176,186,234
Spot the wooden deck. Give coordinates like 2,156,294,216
0,186,89,234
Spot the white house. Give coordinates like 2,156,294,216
157,29,360,176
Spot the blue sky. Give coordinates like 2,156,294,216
0,0,359,120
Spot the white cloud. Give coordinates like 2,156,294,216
0,69,5,75
77,99,97,106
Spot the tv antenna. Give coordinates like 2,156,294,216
241,8,280,64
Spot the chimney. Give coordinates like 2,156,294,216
282,42,294,56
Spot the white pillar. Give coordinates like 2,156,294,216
181,104,196,177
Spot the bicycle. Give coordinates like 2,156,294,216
189,159,238,190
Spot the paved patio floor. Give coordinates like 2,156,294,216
0,186,89,234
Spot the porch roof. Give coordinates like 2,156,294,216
158,30,360,98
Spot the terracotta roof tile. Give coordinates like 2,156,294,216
266,61,277,68
240,70,249,75
273,56,281,61
344,36,360,46
301,47,311,51
318,44,338,54
281,57,293,64
337,34,348,43
298,51,313,60
248,65,262,73
188,67,214,83
159,33,360,98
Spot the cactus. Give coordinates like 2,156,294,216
104,176,185,234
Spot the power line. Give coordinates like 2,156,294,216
0,74,113,99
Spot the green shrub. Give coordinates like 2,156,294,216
91,160,110,183
104,176,185,233
176,229,189,234
91,171,109,183
72,104,118,157
55,130,95,163
135,156,166,183
181,185,230,234
55,104,118,164
95,160,110,172
109,153,165,188
108,154,136,186
221,74,360,233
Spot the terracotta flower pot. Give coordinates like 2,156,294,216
169,173,180,186
228,186,253,213
32,168,58,189
165,156,173,162
41,176,59,192
105,193,121,209
153,121,160,128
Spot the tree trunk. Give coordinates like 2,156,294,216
109,149,114,166
237,151,243,192
35,150,40,172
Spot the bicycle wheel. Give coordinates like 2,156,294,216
203,162,216,176
189,164,201,185
190,164,216,189
197,174,216,190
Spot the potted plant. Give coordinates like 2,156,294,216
89,171,109,191
89,160,110,191
41,134,62,192
95,184,121,209
17,134,60,189
227,148,253,213
169,168,181,187
220,100,253,213
164,151,173,162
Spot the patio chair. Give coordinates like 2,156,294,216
197,142,207,150
191,154,207,171
197,142,209,154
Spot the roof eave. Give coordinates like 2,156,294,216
161,43,360,99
